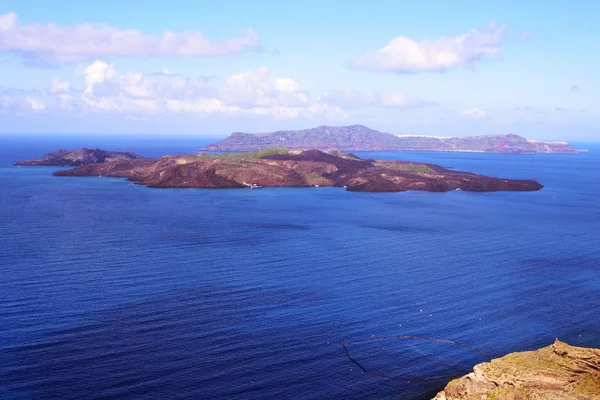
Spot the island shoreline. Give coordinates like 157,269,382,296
16,148,544,193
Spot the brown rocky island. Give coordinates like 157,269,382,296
433,340,600,400
14,148,148,166
16,148,543,193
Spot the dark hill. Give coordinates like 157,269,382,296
14,148,148,167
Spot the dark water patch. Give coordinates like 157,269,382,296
172,234,272,248
496,281,600,338
520,257,600,273
250,223,312,231
362,224,439,234
536,202,585,208
0,285,336,400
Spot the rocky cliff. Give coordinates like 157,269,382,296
433,340,600,400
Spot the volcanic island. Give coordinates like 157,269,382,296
15,148,543,193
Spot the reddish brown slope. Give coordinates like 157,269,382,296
45,149,543,193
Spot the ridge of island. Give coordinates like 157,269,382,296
16,148,543,193
200,125,578,154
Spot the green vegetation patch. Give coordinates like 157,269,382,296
197,152,247,160
255,148,290,158
197,148,289,160
400,164,435,173
377,162,435,173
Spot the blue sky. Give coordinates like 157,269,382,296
0,0,599,140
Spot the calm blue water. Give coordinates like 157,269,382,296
1,136,599,399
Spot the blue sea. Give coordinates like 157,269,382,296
1,135,599,399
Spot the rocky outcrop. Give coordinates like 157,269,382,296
14,148,148,166
433,340,600,400
200,125,577,154
38,148,544,193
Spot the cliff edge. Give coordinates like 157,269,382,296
433,340,600,400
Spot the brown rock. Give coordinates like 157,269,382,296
433,340,600,400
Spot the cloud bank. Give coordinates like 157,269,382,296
0,12,261,63
7,60,436,121
39,61,346,121
350,21,506,74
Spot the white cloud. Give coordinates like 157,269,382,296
460,107,488,119
84,61,117,92
0,12,261,63
47,78,77,109
219,67,309,107
2,60,347,121
67,62,342,120
81,61,214,112
350,21,506,73
48,78,74,96
26,97,46,111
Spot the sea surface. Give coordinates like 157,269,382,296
1,135,599,399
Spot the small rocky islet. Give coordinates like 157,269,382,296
14,148,148,166
15,148,543,193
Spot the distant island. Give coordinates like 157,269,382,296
14,148,148,166
16,148,542,193
433,340,600,400
201,125,577,154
